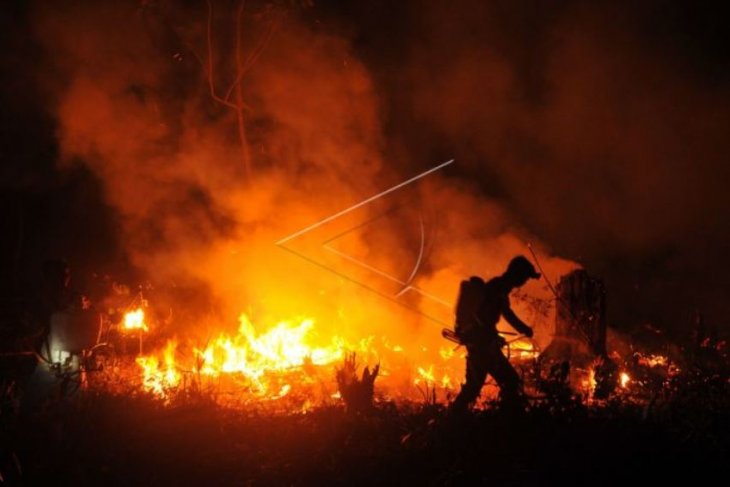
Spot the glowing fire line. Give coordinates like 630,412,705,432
136,314,346,399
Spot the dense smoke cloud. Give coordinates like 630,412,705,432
9,0,724,343
351,0,730,332
30,0,573,361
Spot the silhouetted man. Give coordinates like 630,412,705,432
450,256,541,412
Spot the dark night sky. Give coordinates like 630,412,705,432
2,0,729,337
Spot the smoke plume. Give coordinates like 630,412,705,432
32,0,575,382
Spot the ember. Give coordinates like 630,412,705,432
636,353,669,368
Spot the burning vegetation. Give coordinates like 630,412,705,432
2,273,727,484
28,271,709,414
1,0,729,484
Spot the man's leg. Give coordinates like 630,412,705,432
485,344,525,408
451,346,489,412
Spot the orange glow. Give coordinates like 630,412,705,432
132,310,493,404
413,364,454,391
619,372,631,388
131,305,563,405
414,365,435,385
42,0,582,409
192,314,344,394
136,314,347,399
582,367,597,397
136,340,180,399
122,308,148,332
636,353,668,368
508,338,539,360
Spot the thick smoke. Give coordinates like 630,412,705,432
34,0,574,362
381,0,730,332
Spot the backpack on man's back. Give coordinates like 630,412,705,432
454,276,486,342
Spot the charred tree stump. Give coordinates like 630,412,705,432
543,269,617,398
335,352,379,414
544,269,608,361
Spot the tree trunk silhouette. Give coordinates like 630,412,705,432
205,0,279,181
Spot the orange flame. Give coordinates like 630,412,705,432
123,308,148,332
508,338,539,360
582,367,597,397
195,314,343,380
136,314,345,399
136,340,179,399
132,312,544,404
636,353,668,368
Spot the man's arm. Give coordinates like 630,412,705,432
502,301,534,337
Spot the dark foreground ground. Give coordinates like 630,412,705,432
2,376,728,487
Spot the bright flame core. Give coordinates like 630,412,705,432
636,354,668,368
136,314,347,400
132,308,550,405
136,340,179,398
123,308,148,332
194,314,344,391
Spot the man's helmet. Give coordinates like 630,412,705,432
506,256,541,280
